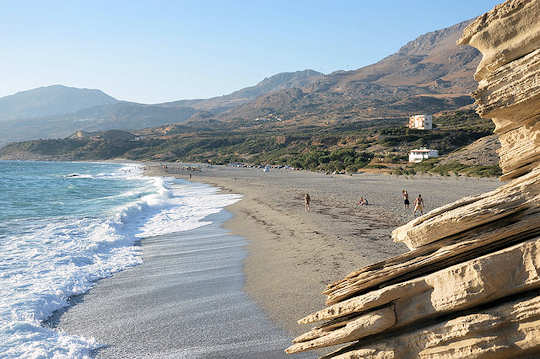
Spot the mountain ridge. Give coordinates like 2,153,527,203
0,85,118,121
212,20,480,126
0,70,325,146
157,69,324,112
1,20,482,146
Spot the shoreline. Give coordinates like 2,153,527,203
36,161,500,358
53,192,306,358
147,163,500,337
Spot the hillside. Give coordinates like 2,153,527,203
214,20,481,126
159,69,324,112
0,110,500,177
0,71,323,146
0,129,140,161
0,85,118,121
0,102,197,146
439,134,500,166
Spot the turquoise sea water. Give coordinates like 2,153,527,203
0,161,241,358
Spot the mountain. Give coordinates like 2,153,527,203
0,85,118,121
214,20,481,126
0,20,482,146
159,69,324,112
0,71,324,146
0,19,499,175
0,102,197,145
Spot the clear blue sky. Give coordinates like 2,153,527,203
1,0,501,103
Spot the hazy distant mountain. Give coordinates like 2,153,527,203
217,20,481,125
0,85,118,121
0,102,197,145
160,69,324,112
0,71,324,146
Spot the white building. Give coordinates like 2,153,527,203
409,148,439,162
408,114,433,130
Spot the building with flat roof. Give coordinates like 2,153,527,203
408,114,432,130
409,148,439,162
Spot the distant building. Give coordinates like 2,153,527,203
409,148,439,162
408,114,433,130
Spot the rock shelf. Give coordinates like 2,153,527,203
286,1,540,357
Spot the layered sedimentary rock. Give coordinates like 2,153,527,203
286,1,540,357
323,291,540,359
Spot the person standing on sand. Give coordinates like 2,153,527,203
402,190,409,209
304,193,311,212
189,172,192,181
413,194,424,216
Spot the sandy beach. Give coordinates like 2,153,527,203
149,165,500,337
52,164,500,358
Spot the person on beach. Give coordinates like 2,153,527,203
402,190,409,209
189,172,192,181
358,197,368,206
413,194,424,216
304,193,311,212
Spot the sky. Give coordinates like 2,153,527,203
1,0,501,104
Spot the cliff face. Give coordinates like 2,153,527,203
286,1,540,358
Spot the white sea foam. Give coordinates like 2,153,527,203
0,163,241,358
136,179,242,238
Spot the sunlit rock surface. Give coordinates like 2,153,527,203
286,1,540,357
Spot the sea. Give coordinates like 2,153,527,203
0,161,241,358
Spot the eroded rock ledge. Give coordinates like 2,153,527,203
286,1,540,357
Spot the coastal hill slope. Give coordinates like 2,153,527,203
0,85,118,121
0,102,198,147
161,69,324,112
217,20,481,125
0,71,323,146
0,109,501,179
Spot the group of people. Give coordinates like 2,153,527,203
303,190,425,216
402,189,424,216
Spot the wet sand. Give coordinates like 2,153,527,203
54,211,314,358
153,165,500,336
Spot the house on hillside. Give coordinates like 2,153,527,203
409,148,439,162
408,114,433,130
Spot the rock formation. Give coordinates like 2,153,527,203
286,1,540,357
